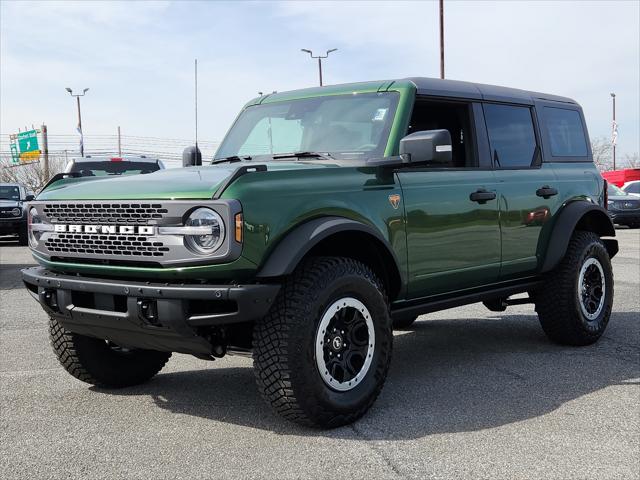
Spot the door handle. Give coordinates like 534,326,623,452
536,186,558,199
469,189,496,204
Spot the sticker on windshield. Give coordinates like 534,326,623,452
373,108,388,121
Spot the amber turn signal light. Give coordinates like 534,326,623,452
235,213,243,243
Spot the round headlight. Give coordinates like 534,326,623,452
28,207,43,248
184,208,225,255
11,207,21,216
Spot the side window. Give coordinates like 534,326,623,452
543,107,588,157
484,104,537,168
407,100,477,168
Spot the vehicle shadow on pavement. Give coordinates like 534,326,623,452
95,311,639,440
0,264,36,290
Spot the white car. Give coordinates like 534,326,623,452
621,180,640,197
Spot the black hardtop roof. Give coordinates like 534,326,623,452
404,77,578,105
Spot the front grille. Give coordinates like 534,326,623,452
43,203,168,224
612,200,640,210
0,207,20,218
30,199,239,268
45,233,170,257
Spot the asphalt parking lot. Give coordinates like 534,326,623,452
1,230,638,480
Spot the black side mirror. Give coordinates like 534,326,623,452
399,129,452,165
25,194,35,202
182,146,202,167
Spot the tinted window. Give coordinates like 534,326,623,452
625,182,640,194
484,104,537,168
407,101,477,168
69,161,160,177
0,186,20,200
543,107,588,157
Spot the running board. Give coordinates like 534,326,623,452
390,280,542,320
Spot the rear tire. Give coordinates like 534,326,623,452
49,317,171,387
253,257,393,428
534,231,613,346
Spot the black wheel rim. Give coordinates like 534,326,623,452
315,297,375,392
578,257,606,320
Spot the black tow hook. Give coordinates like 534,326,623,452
43,289,60,312
137,299,160,326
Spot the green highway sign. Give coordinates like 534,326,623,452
17,129,40,160
10,143,19,164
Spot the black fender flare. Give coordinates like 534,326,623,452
541,201,618,273
256,216,405,291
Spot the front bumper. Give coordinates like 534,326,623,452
608,210,640,225
22,266,280,355
0,219,25,235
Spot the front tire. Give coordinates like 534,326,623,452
17,226,28,246
253,257,393,428
534,231,614,346
49,317,171,387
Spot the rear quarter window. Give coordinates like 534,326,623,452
543,107,588,157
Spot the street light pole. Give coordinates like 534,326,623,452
610,92,617,170
439,0,445,79
301,48,338,86
65,87,89,157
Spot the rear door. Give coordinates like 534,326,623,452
483,103,561,279
398,100,501,298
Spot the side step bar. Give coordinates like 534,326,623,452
390,280,542,320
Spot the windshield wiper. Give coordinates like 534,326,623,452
212,155,252,164
272,151,333,161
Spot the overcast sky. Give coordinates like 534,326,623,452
1,0,638,159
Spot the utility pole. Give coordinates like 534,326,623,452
610,92,617,170
439,0,445,79
41,124,49,181
117,126,122,156
301,48,338,86
65,87,89,157
195,59,199,162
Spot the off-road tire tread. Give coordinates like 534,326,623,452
253,256,392,427
49,317,171,387
535,230,613,346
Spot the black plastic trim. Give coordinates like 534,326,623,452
22,266,280,354
212,164,267,199
256,216,406,293
541,202,617,273
391,279,542,320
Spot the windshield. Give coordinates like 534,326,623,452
215,92,399,161
69,161,160,177
608,184,626,196
0,186,20,200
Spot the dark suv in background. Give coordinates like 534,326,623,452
0,182,33,245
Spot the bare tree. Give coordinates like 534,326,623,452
590,136,613,172
622,152,639,168
0,156,66,192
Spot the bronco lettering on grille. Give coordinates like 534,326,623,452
53,224,156,235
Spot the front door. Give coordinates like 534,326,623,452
398,170,501,298
397,99,501,299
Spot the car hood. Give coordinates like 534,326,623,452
0,200,20,208
609,194,639,202
36,161,337,200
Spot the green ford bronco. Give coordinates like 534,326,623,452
23,78,618,428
